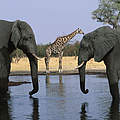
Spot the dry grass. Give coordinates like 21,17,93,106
11,56,106,72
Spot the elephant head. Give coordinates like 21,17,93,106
10,20,39,96
77,26,117,94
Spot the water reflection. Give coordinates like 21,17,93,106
30,97,39,120
80,103,88,120
46,75,64,97
46,74,63,84
2,74,120,120
59,75,62,84
46,74,50,84
0,96,40,120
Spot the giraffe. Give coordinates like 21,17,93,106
45,28,84,73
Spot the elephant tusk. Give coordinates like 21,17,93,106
75,61,85,69
32,54,42,61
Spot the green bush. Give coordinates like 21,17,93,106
10,41,80,61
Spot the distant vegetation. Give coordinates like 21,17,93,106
36,44,49,57
11,41,80,63
63,41,80,56
92,0,120,29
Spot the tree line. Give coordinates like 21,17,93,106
37,41,80,57
11,41,80,63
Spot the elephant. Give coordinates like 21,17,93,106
77,26,120,103
0,20,39,97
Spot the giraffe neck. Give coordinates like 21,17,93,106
64,30,78,43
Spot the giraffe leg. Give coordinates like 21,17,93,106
59,52,63,73
45,57,50,73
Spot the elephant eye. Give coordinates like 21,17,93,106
29,34,34,39
29,36,32,39
23,33,33,40
23,36,32,41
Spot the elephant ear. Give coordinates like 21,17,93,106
93,26,117,62
11,20,21,48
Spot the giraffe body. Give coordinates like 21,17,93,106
45,28,84,73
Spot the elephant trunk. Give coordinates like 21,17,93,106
27,53,39,96
78,62,89,94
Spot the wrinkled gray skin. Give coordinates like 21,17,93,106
0,20,38,97
78,26,120,103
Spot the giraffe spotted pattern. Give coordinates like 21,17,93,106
45,28,84,73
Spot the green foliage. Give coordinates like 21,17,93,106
11,49,25,58
10,41,80,61
36,41,80,57
64,41,80,56
10,49,25,63
92,0,120,28
37,44,49,57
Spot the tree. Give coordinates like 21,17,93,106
64,41,80,56
37,44,49,57
11,49,25,63
92,0,120,29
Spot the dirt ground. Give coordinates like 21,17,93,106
11,56,106,72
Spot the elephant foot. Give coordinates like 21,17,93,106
29,88,38,96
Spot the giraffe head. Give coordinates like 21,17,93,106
76,28,84,35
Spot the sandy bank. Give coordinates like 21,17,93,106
10,57,106,75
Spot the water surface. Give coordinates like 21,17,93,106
0,74,120,120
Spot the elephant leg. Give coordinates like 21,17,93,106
59,52,63,73
0,64,9,97
106,69,119,103
45,56,50,73
110,83,119,103
0,77,8,95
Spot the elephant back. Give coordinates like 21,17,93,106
0,20,13,49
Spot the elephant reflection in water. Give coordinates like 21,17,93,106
80,102,120,120
80,103,88,120
0,97,40,120
30,97,40,120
